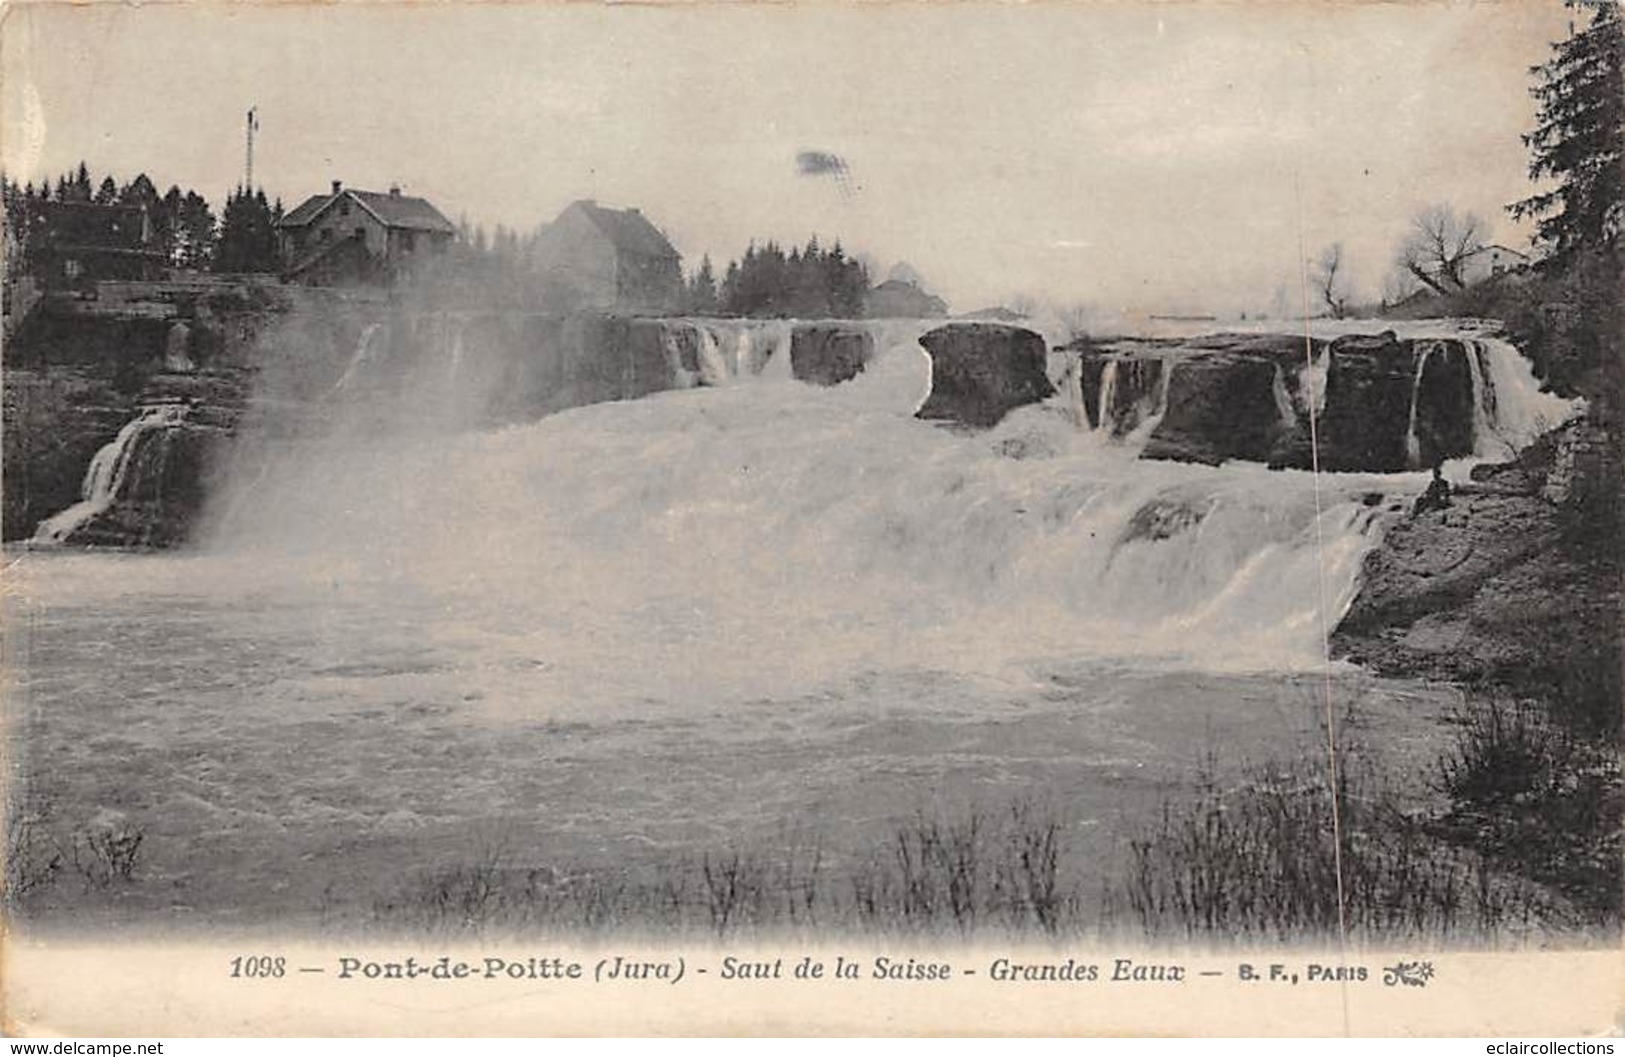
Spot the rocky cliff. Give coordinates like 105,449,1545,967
1069,331,1497,471
1330,417,1621,706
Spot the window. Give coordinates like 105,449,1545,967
401,231,416,253
64,258,82,279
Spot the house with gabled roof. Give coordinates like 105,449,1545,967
277,180,456,286
1455,243,1531,286
530,199,683,313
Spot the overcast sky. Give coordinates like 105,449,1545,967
0,1,1575,314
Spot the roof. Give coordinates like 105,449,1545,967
279,188,456,235
1463,243,1531,260
569,200,679,259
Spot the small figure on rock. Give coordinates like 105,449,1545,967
1411,462,1452,517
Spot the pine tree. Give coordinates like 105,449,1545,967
94,175,118,204
174,191,217,270
215,186,280,273
120,174,159,213
688,254,718,314
1511,0,1624,257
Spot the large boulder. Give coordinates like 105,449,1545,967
915,323,1053,428
64,414,232,548
1141,354,1290,465
791,324,875,386
1316,332,1415,472
1410,338,1477,467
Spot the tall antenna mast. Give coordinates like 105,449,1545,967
245,107,259,191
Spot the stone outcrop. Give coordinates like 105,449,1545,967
54,409,234,548
1069,331,1485,472
1331,417,1621,699
790,324,874,386
1141,353,1289,465
915,323,1053,428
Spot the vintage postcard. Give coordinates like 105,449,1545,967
1,0,1621,1038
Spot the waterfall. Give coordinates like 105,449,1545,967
1403,340,1437,468
212,380,1395,671
1123,353,1179,443
1298,345,1329,417
694,324,731,387
33,404,191,545
1465,339,1496,458
1095,358,1120,433
329,322,386,397
1270,362,1297,428
729,325,758,378
1473,336,1580,458
762,320,795,381
1061,352,1087,429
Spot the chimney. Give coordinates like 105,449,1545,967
331,180,343,196
628,207,641,215
389,184,401,197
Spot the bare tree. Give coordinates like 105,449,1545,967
1313,242,1349,319
1397,204,1483,295
1382,266,1422,308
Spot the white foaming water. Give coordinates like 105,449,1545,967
328,322,385,397
32,404,191,545
1299,344,1329,417
188,336,1407,726
1472,336,1579,458
1404,340,1438,469
1095,358,1120,433
25,316,1571,723
1270,362,1297,428
694,325,731,387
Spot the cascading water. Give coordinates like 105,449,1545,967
1095,358,1120,433
39,314,1576,688
725,324,757,378
693,324,731,387
329,322,386,397
1299,345,1329,417
1471,335,1577,458
670,318,798,385
1270,362,1297,428
209,341,1401,690
32,404,191,545
1404,340,1438,468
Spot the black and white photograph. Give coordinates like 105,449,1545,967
0,0,1620,1037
